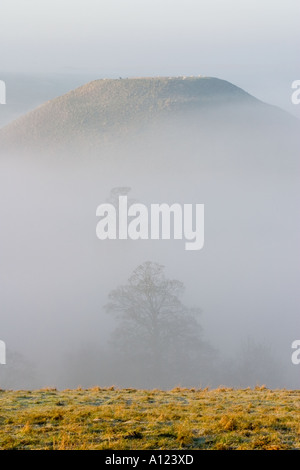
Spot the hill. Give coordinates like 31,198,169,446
0,76,298,160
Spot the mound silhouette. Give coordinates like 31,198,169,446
0,76,298,177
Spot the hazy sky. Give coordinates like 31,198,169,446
1,0,300,114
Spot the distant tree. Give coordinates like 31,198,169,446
0,349,37,390
105,261,213,387
234,338,286,389
106,187,132,206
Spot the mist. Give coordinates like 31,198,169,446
0,91,299,390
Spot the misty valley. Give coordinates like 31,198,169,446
0,77,299,394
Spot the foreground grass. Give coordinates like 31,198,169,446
0,386,299,450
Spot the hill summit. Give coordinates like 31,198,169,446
0,76,298,169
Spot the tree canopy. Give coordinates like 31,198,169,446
105,261,213,387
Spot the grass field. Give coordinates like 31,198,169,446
0,386,299,450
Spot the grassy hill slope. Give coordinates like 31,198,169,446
1,76,295,156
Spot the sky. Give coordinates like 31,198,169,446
1,0,300,116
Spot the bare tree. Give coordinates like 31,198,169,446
105,261,213,387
